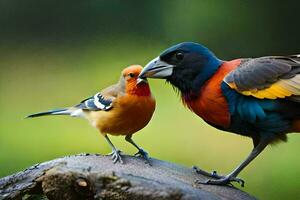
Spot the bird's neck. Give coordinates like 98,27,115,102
126,82,151,97
172,59,223,99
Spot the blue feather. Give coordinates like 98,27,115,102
221,82,267,123
221,82,293,138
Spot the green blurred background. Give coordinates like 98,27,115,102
1,0,300,199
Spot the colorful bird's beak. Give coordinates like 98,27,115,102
139,57,174,79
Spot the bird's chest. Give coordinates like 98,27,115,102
95,95,155,135
184,84,231,128
183,61,240,128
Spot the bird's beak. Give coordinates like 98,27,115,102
139,57,174,79
136,77,148,85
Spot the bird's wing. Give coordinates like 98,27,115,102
224,55,300,101
75,93,113,111
75,84,121,111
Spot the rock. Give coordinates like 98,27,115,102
0,154,256,200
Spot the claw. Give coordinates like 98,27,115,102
197,176,245,187
134,148,148,158
232,177,245,187
194,179,209,185
134,149,151,164
193,166,245,187
107,150,123,164
193,166,225,179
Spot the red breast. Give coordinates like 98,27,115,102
183,59,241,128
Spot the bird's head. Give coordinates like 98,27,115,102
139,42,223,95
121,65,151,96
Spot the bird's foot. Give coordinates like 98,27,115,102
193,166,225,179
195,175,245,187
134,149,150,163
107,149,123,164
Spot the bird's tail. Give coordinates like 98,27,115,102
26,108,72,118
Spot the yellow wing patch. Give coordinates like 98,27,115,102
227,75,300,99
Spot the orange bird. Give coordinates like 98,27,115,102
27,65,156,163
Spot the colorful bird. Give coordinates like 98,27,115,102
139,42,300,186
27,65,156,164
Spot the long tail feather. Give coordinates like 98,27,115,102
26,108,71,118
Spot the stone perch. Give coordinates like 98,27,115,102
0,154,256,200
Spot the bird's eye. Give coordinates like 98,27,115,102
129,73,135,78
175,52,184,61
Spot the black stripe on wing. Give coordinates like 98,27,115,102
76,93,113,111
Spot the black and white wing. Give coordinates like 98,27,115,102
76,92,113,111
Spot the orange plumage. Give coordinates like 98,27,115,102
86,65,155,135
183,59,240,128
27,65,156,163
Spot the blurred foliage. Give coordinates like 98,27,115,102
0,1,300,199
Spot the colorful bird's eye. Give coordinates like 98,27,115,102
175,52,184,61
129,73,135,78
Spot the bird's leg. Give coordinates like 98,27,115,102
104,135,123,164
125,135,150,162
196,138,269,187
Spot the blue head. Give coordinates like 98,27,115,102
139,42,223,95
